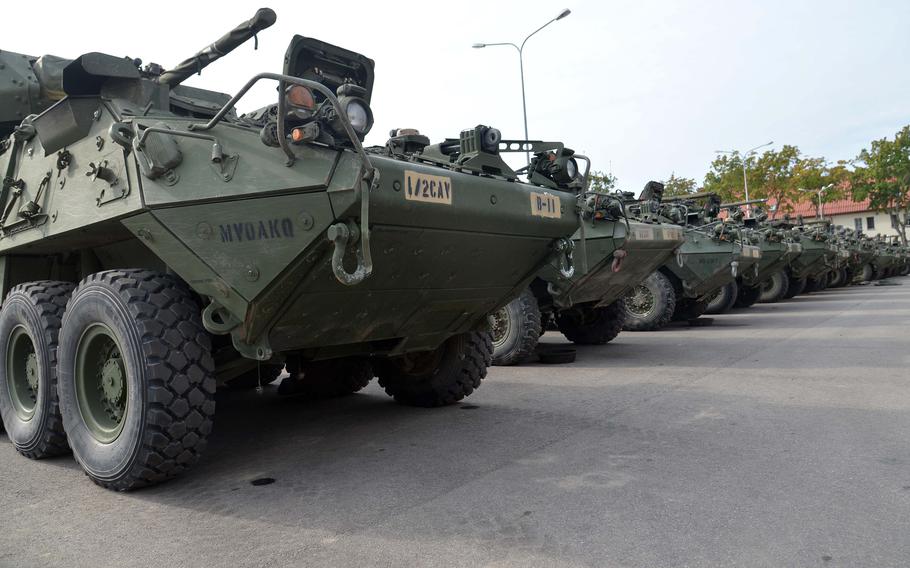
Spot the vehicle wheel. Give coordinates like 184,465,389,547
859,264,874,282
278,357,373,398
672,297,709,321
828,268,845,288
57,270,215,491
733,283,762,308
759,271,789,303
0,281,74,459
621,271,676,331
376,331,491,407
223,364,284,391
705,281,739,314
490,288,541,366
783,276,806,299
842,268,854,286
556,299,626,345
805,274,827,293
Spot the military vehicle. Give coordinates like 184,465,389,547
824,226,857,289
758,219,833,301
621,192,761,330
0,9,589,490
703,203,802,312
791,221,839,295
490,181,684,365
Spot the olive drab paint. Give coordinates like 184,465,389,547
0,13,583,364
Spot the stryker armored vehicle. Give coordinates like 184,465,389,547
850,233,880,282
621,192,761,330
823,226,857,289
490,181,684,365
784,220,838,297
0,9,588,490
704,202,802,312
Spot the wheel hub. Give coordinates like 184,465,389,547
626,285,655,317
98,349,125,422
489,308,511,348
25,352,39,393
75,324,128,442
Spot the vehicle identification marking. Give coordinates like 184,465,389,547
530,192,561,218
404,170,452,205
631,226,655,241
743,246,761,258
219,218,294,243
662,227,683,241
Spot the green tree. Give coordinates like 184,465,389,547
703,145,829,218
588,171,618,194
850,125,910,244
662,173,698,197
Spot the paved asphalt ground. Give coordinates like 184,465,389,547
1,279,908,568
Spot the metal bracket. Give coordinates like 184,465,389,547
211,153,239,182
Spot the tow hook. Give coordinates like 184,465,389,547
612,249,627,273
328,221,369,286
555,237,575,279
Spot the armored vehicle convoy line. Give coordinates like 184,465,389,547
621,192,761,330
490,181,684,365
0,9,588,490
705,203,802,313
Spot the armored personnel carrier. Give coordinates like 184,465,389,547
621,192,761,330
490,181,684,365
782,221,837,297
703,203,801,312
0,9,588,490
732,205,802,307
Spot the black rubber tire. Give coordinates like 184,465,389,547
705,281,739,314
278,357,373,398
805,274,828,293
621,271,676,331
223,364,284,391
783,276,807,299
490,288,541,366
556,299,626,345
733,283,762,308
842,268,854,286
672,297,710,321
759,271,789,303
0,281,74,459
376,331,491,407
57,270,216,491
537,346,577,364
828,268,845,288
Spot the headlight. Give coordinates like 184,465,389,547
565,157,578,179
345,100,372,135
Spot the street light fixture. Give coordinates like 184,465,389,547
715,141,774,215
472,9,572,164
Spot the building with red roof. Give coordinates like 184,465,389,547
770,197,903,236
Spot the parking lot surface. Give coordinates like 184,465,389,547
1,281,908,568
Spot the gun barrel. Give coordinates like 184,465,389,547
663,191,719,201
157,8,277,86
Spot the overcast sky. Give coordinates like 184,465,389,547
4,1,908,191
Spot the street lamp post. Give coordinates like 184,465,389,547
715,141,774,215
473,9,571,164
799,184,834,220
